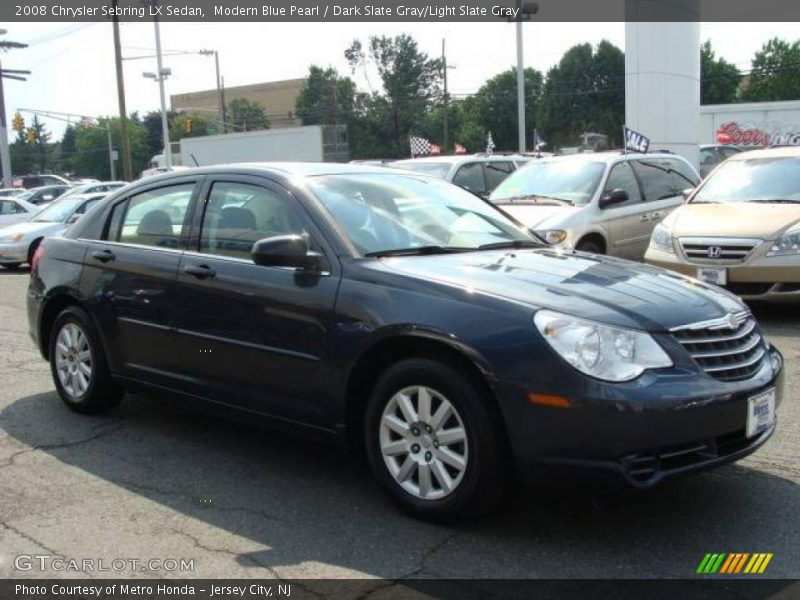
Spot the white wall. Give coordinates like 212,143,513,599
700,100,800,146
180,126,324,166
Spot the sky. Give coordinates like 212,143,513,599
2,21,798,138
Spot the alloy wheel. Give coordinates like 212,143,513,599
379,385,469,500
54,322,93,399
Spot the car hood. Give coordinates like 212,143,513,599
496,203,578,228
668,202,800,239
0,220,64,238
377,249,744,331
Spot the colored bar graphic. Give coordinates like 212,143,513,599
698,552,772,575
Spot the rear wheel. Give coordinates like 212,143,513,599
365,358,509,521
3,263,22,270
49,306,122,414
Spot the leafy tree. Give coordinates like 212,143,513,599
169,113,213,142
9,129,35,175
458,67,543,152
73,117,149,180
60,125,77,174
228,98,270,132
139,110,178,158
701,41,741,104
296,65,357,125
537,41,625,149
346,34,443,157
740,38,800,102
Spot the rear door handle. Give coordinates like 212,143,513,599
651,211,662,220
91,249,115,263
640,214,650,222
183,264,216,279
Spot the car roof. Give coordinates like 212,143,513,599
392,155,525,165
727,146,800,160
530,151,690,165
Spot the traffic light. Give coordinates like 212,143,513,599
184,118,192,134
25,128,37,144
12,113,24,133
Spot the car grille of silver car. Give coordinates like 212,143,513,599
678,237,761,263
671,311,766,382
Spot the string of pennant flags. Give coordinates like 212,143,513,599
409,129,548,158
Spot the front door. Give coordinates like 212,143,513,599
169,177,340,427
599,162,650,259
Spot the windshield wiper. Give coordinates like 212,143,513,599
365,245,471,258
478,239,543,251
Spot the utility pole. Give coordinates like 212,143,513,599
442,39,449,153
112,1,133,180
152,2,172,168
511,2,538,154
199,49,224,131
0,34,29,187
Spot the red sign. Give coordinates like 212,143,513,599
716,121,800,147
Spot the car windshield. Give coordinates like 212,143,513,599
390,161,452,178
32,196,83,222
306,173,534,256
692,157,800,203
490,159,606,204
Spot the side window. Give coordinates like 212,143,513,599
0,200,12,215
117,184,194,248
630,160,682,201
699,148,718,167
485,161,514,192
199,181,316,260
452,163,486,194
11,201,27,214
664,158,700,187
75,198,102,215
720,147,740,159
602,162,642,206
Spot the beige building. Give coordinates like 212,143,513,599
171,78,306,129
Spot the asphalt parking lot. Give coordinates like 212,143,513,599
0,268,798,582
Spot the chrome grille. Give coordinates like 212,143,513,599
678,237,761,263
671,311,766,381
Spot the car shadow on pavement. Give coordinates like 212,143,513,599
2,390,798,580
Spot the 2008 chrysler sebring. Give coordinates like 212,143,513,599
27,163,783,520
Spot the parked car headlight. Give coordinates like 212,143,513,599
1,232,23,243
649,223,674,253
534,229,567,245
768,228,800,256
534,310,673,382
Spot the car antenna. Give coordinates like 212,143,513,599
190,153,199,167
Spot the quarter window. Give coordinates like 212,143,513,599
631,159,687,201
485,161,514,192
602,162,642,206
452,163,486,194
199,181,316,260
0,200,25,215
114,184,194,248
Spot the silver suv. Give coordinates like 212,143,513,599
390,154,532,198
490,152,700,260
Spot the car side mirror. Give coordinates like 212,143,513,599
251,235,325,271
682,187,695,201
598,188,629,208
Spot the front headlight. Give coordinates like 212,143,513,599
1,233,23,243
649,223,674,253
767,228,800,256
534,310,673,382
535,229,567,245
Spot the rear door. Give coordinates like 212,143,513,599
599,161,649,259
631,157,698,228
79,179,200,386
168,175,340,427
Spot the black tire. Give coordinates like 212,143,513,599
3,263,22,270
27,238,42,266
576,238,603,254
364,357,510,522
49,306,122,414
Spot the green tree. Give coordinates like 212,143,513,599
537,41,625,149
740,38,800,101
458,67,543,152
138,110,178,158
9,129,34,176
296,65,357,125
170,113,213,142
346,34,443,157
73,117,149,180
701,40,741,104
60,125,77,174
228,98,270,132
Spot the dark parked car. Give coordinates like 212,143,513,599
27,164,783,520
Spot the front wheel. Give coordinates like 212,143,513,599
49,306,122,414
365,358,509,521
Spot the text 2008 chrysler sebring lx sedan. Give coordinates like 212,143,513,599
27,164,783,520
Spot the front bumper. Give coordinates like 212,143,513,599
497,344,784,488
645,246,800,301
0,241,27,263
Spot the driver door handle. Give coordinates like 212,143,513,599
183,264,216,279
91,249,115,263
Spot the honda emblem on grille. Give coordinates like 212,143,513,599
726,313,739,329
707,246,722,258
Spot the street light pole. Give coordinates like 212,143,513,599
0,60,12,188
106,125,116,180
200,49,224,132
152,10,172,168
515,17,525,153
